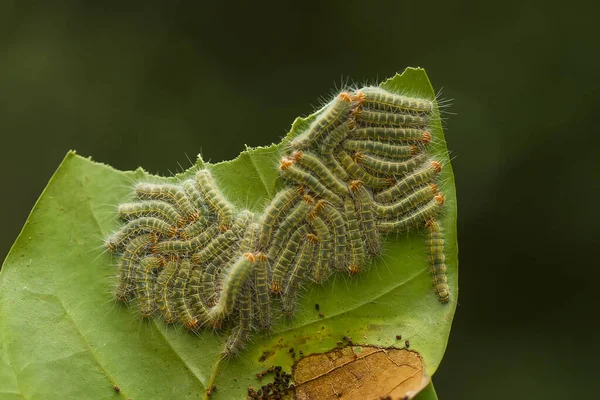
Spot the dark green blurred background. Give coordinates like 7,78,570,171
1,1,598,398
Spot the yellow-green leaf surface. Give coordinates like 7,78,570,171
0,68,456,400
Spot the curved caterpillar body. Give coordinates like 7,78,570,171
106,85,451,356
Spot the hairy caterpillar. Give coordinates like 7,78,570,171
196,170,236,231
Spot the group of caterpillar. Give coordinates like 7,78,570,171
105,86,450,357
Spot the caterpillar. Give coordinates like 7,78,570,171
426,219,450,303
314,200,347,271
342,140,419,158
344,197,365,275
196,170,236,231
106,217,171,252
291,92,354,149
281,233,317,316
355,87,434,114
355,109,429,127
348,127,432,143
154,260,180,324
106,83,453,358
355,152,427,176
118,200,185,227
134,256,163,318
307,211,333,283
115,234,155,302
349,180,381,257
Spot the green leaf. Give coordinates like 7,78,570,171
0,67,457,400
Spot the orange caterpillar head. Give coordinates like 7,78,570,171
105,240,117,253
386,177,397,187
307,211,318,221
352,151,364,163
422,131,432,143
187,212,200,223
425,218,438,230
434,193,445,206
431,160,442,173
269,281,282,295
243,252,256,263
185,318,200,331
338,91,353,102
348,180,362,192
302,194,315,205
314,199,329,212
429,183,439,194
167,254,180,263
219,223,231,233
348,265,361,275
351,91,365,104
279,157,293,171
168,226,178,237
410,145,419,156
306,233,319,244
255,252,267,262
290,150,304,162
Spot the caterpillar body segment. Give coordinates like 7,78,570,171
320,151,349,180
355,110,429,127
349,181,381,257
281,234,317,316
